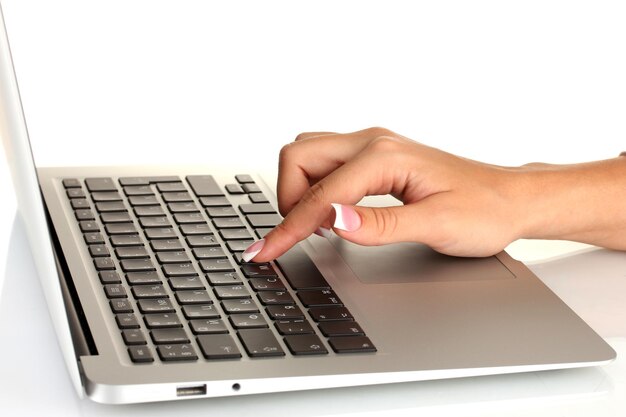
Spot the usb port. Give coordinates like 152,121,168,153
176,384,207,397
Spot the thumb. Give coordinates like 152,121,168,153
330,202,438,246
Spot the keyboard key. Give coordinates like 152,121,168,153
105,223,138,235
182,304,220,319
308,306,353,322
186,235,220,247
126,271,162,285
145,227,177,239
138,298,175,313
237,329,285,357
206,206,238,218
257,291,295,305
151,328,190,344
221,299,259,314
199,258,233,273
175,290,212,304
241,263,277,278
266,305,304,320
230,313,268,329
110,299,133,313
116,313,140,329
162,263,197,277
298,290,342,307
96,201,127,212
132,284,168,298
84,232,105,245
110,234,143,246
242,183,261,193
318,322,364,337
123,185,154,196
100,212,132,223
235,174,254,184
116,246,149,259
225,184,244,194
104,284,127,298
284,334,328,355
74,209,95,220
180,224,213,235
249,277,286,291
246,213,282,228
275,245,330,290
62,178,81,188
255,228,273,239
214,285,251,300
275,320,314,335
226,240,255,252
144,313,182,328
189,319,228,334
89,244,109,257
139,217,171,228
173,213,205,224
128,346,154,363
199,196,231,207
157,344,198,361
70,198,90,209
156,251,191,264
157,182,187,192
99,271,121,284
249,193,269,204
213,217,245,229
119,176,180,186
197,334,242,359
94,257,115,270
238,203,276,214
186,175,224,197
192,246,226,259
168,202,200,213
151,239,184,251
79,221,99,232
67,189,86,198
120,259,155,272
161,192,193,203
128,195,159,206
169,276,205,290
92,191,122,202
328,336,376,354
85,177,117,192
134,205,165,216
122,329,147,345
219,228,252,240
206,271,242,286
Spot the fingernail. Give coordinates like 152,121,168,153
242,239,265,262
331,203,361,232
314,227,332,238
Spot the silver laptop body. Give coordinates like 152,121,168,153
0,4,615,404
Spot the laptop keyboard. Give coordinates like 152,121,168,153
62,175,376,363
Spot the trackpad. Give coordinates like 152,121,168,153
328,236,516,284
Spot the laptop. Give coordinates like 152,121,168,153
0,4,615,405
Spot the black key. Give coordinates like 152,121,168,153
175,290,212,304
151,328,190,344
120,259,155,272
116,313,140,329
189,319,228,335
298,290,342,307
128,195,159,206
197,334,241,359
139,216,171,228
132,284,167,298
157,182,187,192
100,212,132,223
89,244,109,257
110,234,143,246
257,291,295,306
119,176,180,186
213,285,251,300
105,223,138,235
284,334,328,355
145,227,177,239
219,228,252,240
138,298,175,313
128,346,154,363
237,329,285,357
168,202,200,213
96,201,127,212
126,271,162,285
168,276,204,290
199,196,231,207
241,263,277,278
85,177,117,192
328,336,376,353
161,192,192,203
239,203,275,215
134,205,165,216
266,305,304,320
173,213,205,224
84,232,105,245
70,199,90,209
157,344,198,361
116,246,149,259
225,184,244,194
92,191,122,202
206,206,238,218
156,251,190,264
199,258,233,273
79,220,99,232
249,277,286,291
150,239,184,251
144,313,182,328
230,313,268,329
62,178,81,188
226,240,255,252
123,185,153,196
94,257,115,270
186,235,219,247
66,188,85,198
186,175,224,197
162,263,197,277
180,224,213,235
99,271,121,284
221,299,259,314
182,304,220,319
246,213,282,228
75,209,95,221
275,319,314,335
319,322,364,337
192,246,226,259
110,299,133,313
275,245,330,290
122,329,147,345
206,271,242,286
308,306,353,322
213,217,245,229
249,193,269,204
235,174,254,183
242,183,261,193
255,228,273,239
104,284,127,298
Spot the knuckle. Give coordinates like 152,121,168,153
270,220,300,245
300,182,327,207
368,135,402,153
294,132,311,142
370,207,399,244
365,126,393,137
278,142,297,163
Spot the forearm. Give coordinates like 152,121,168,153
514,155,626,250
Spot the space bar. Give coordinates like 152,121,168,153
275,245,330,290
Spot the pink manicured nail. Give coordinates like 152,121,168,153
242,239,265,262
331,203,361,232
314,227,332,238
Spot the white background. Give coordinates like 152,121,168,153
1,0,626,414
